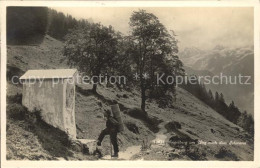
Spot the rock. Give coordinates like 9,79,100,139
94,146,103,158
125,86,132,92
97,101,102,107
125,122,139,134
165,121,182,132
71,139,96,154
168,133,195,149
112,100,118,104
71,141,82,152
96,115,103,118
234,127,240,131
82,144,89,154
126,108,148,120
210,128,215,134
122,94,129,98
171,149,175,152
168,152,180,158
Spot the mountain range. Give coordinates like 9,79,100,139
179,45,254,115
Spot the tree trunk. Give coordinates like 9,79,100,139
141,86,146,112
92,70,100,93
92,83,97,93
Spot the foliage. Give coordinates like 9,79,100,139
63,23,121,92
7,93,23,104
7,103,27,120
215,146,239,160
47,9,79,41
141,137,151,151
128,9,183,112
7,7,48,44
237,111,254,135
181,76,254,135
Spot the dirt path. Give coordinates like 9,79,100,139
102,145,142,160
151,121,168,148
101,122,169,160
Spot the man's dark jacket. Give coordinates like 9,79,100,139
106,116,120,131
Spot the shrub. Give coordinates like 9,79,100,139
186,146,207,160
165,121,181,132
7,103,27,120
7,66,24,82
125,108,162,133
7,7,48,45
126,108,148,120
141,137,151,151
7,93,23,104
125,122,139,134
215,146,239,161
157,95,173,108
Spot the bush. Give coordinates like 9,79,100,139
186,146,207,160
125,108,162,133
7,66,24,82
165,121,181,132
7,94,41,124
125,122,139,134
7,103,27,120
126,108,148,120
215,147,239,161
157,95,173,108
141,137,151,151
7,7,48,44
7,93,23,104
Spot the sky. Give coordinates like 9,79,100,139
52,7,254,51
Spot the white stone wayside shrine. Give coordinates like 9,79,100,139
20,69,78,139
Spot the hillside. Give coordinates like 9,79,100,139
6,36,253,160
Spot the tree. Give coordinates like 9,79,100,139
215,91,219,102
246,114,254,135
206,89,214,106
129,10,179,112
47,9,78,40
237,111,254,135
110,36,135,89
7,7,48,44
181,77,253,135
227,101,241,124
208,90,213,99
230,101,235,108
219,93,225,103
63,23,120,93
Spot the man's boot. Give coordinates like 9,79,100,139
112,152,118,158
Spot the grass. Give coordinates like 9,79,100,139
33,116,73,158
6,93,93,160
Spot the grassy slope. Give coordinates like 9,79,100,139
6,35,253,160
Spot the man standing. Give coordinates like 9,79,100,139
97,110,120,157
